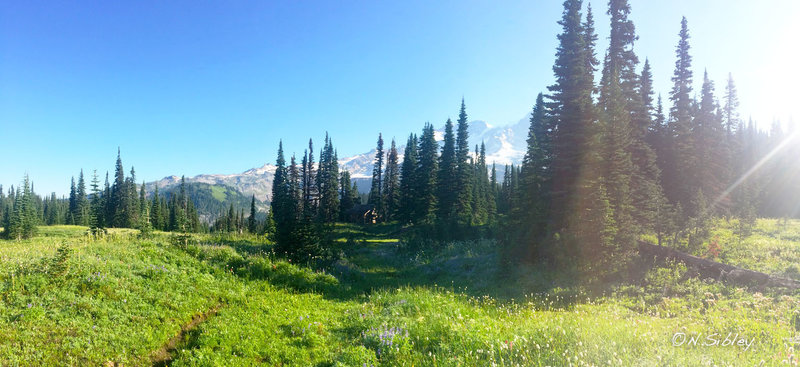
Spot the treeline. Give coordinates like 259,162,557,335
503,0,800,279
1,150,203,239
266,0,799,276
210,195,274,235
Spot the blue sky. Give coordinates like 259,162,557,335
1,0,797,196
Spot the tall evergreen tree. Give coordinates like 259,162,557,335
519,93,551,241
398,134,419,224
76,170,89,226
68,177,77,225
667,17,695,209
437,118,458,225
382,139,400,220
338,170,356,221
368,134,384,220
248,195,258,233
316,134,340,223
89,170,105,231
454,99,473,227
415,123,439,224
111,149,128,228
547,0,597,232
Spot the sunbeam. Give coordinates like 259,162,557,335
711,130,799,210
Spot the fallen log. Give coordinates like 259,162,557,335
638,241,800,290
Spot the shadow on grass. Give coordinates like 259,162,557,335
184,226,578,307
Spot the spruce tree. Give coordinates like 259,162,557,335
89,170,105,231
454,99,473,227
547,0,596,231
68,177,77,225
111,149,128,228
667,17,695,208
382,139,400,221
437,118,458,224
398,134,419,224
316,135,339,224
151,184,161,230
368,134,384,220
416,123,439,224
76,170,89,226
248,195,258,233
519,93,550,241
339,170,356,221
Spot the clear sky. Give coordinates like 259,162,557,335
1,0,797,196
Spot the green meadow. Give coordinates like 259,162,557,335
2,221,800,366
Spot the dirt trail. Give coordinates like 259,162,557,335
150,303,223,366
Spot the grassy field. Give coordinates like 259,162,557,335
2,222,800,366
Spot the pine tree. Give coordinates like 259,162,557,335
398,134,419,224
248,195,258,233
454,99,473,227
368,134,384,220
316,134,340,224
416,123,439,224
382,139,400,221
301,139,318,219
89,170,105,231
667,17,695,209
519,93,550,241
111,149,128,228
547,0,597,231
151,184,162,230
76,170,89,226
437,118,458,224
339,170,356,221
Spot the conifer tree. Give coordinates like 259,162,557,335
151,184,162,230
437,118,458,224
382,139,400,220
368,134,384,220
316,135,339,223
398,134,419,224
111,149,128,228
519,93,551,240
68,177,77,225
248,195,258,233
89,170,105,231
454,99,473,227
416,123,439,224
339,170,356,221
76,170,89,226
667,17,695,208
547,0,596,231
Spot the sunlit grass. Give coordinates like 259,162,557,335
2,220,799,365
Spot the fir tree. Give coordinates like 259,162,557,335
338,170,356,221
316,134,340,224
248,195,258,233
382,139,400,220
454,99,473,227
398,134,419,224
437,118,458,224
368,133,384,220
68,177,77,225
547,0,596,231
667,17,695,208
416,123,439,224
76,170,89,226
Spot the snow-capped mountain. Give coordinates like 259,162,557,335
339,115,530,182
147,115,531,201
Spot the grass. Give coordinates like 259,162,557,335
2,220,800,365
